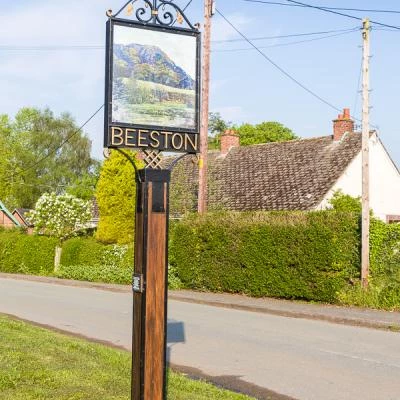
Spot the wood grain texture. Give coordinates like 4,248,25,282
132,179,168,400
144,182,167,400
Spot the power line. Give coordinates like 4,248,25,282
353,55,363,121
245,0,400,30
243,0,400,14
215,8,377,129
0,45,104,51
213,28,358,53
212,27,358,43
0,29,357,51
6,104,104,184
215,8,343,113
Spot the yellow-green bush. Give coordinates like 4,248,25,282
0,231,57,275
95,150,142,244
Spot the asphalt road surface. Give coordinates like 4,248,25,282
0,277,399,400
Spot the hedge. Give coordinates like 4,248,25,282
0,234,133,279
170,211,360,302
0,231,57,275
60,237,133,269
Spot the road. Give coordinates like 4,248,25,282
0,277,399,400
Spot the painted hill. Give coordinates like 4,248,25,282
114,43,195,90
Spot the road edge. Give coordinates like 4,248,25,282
1,272,399,332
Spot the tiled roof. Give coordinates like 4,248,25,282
13,208,34,227
0,201,21,226
169,132,362,213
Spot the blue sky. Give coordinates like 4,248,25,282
1,0,400,166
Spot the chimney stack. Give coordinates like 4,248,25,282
220,129,239,155
333,108,354,141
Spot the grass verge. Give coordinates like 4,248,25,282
0,315,254,400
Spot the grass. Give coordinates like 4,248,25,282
0,315,254,400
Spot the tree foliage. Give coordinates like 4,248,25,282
95,150,142,245
29,193,92,242
237,121,298,146
0,108,97,209
207,113,297,149
328,190,362,213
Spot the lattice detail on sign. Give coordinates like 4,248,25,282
143,149,162,169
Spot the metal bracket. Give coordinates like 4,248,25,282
132,273,144,293
110,0,199,31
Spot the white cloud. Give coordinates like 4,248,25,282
213,106,247,123
212,13,253,42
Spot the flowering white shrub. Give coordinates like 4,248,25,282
29,193,92,241
102,244,128,268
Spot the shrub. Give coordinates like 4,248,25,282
95,150,142,244
55,264,132,284
0,231,57,275
170,211,360,302
61,237,133,269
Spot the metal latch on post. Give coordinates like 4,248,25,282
132,274,144,293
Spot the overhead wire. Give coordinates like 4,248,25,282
6,104,104,185
244,0,400,30
0,28,358,52
243,0,400,14
212,27,358,43
353,55,363,122
216,8,344,113
0,45,104,51
215,8,377,129
213,28,359,52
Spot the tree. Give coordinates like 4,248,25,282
328,190,362,213
237,121,298,146
95,150,142,245
208,112,231,150
29,193,92,269
66,161,102,201
0,107,97,210
0,115,13,205
207,112,298,149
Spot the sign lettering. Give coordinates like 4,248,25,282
109,125,198,153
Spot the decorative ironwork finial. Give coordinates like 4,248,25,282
112,0,198,31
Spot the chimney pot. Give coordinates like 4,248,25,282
220,129,239,155
333,108,354,141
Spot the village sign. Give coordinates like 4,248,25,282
104,1,201,400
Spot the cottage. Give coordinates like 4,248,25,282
170,108,400,222
12,208,34,234
0,201,21,229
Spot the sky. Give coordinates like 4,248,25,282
1,0,400,166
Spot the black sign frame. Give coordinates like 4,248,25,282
104,17,201,153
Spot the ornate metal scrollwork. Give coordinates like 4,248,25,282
112,0,198,31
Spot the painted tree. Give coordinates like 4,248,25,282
29,193,92,269
95,150,142,245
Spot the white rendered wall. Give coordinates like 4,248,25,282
317,134,400,221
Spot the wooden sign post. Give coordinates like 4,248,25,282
132,169,170,400
104,2,201,399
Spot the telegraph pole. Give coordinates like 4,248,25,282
361,18,370,288
198,0,214,213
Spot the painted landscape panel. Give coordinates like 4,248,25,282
112,25,197,130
